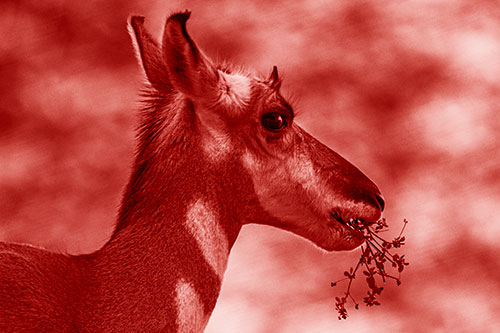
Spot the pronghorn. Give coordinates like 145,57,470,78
0,11,384,332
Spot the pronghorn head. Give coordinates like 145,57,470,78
128,12,384,252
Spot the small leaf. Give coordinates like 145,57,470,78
366,276,376,289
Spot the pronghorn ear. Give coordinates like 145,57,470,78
267,65,281,91
128,16,170,92
162,11,219,100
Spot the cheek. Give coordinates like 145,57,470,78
283,154,335,216
241,150,332,223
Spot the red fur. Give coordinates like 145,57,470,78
0,11,384,332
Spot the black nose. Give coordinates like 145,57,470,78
376,194,385,212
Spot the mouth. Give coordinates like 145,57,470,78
329,212,376,232
327,211,378,249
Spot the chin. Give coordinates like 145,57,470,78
319,224,366,252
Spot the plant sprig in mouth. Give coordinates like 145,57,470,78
329,212,376,232
331,218,409,320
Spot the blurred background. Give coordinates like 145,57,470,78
1,0,499,331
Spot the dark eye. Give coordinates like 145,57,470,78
261,112,286,132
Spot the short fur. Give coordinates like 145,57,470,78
0,11,384,332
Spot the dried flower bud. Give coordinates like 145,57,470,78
331,218,408,319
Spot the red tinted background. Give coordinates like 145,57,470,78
1,0,499,331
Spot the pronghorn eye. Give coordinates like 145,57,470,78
261,112,286,132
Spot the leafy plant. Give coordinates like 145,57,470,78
331,218,408,320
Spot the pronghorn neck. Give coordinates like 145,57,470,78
115,95,245,247
0,13,386,333
83,97,250,331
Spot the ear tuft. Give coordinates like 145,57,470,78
164,10,198,63
128,15,171,92
162,10,218,99
168,10,191,26
129,15,145,28
167,11,192,50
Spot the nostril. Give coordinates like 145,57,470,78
375,194,385,212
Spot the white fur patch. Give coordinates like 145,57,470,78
175,279,208,332
218,71,251,110
196,102,233,160
196,71,250,160
185,199,229,280
200,119,232,160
